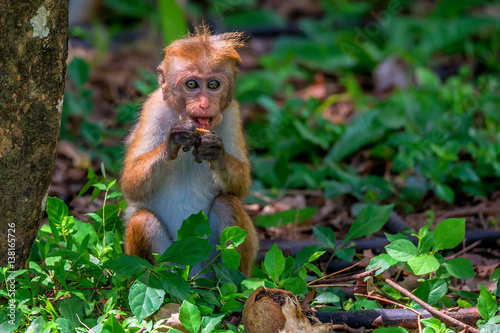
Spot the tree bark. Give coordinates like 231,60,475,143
0,1,68,270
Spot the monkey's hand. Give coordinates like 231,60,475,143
193,132,224,167
167,121,198,159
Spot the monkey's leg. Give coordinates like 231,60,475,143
125,209,170,263
210,194,258,276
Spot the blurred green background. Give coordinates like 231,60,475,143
61,0,500,216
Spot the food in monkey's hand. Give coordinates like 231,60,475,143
196,128,210,134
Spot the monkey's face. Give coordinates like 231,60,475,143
160,59,235,131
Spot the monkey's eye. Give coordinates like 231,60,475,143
185,80,199,89
207,80,221,90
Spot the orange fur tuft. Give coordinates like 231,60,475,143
164,24,246,65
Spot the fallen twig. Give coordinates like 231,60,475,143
381,277,480,333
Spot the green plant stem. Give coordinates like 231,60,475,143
190,250,224,280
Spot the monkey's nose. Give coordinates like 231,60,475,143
199,96,210,111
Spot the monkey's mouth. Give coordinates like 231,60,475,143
191,117,214,130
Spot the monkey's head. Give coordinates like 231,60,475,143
157,26,245,131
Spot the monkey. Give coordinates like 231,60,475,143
120,26,258,277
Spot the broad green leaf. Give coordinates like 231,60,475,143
367,254,399,275
314,292,340,304
72,219,98,249
373,327,407,333
67,57,90,91
443,258,475,279
264,244,286,283
490,268,500,282
343,204,394,245
213,263,246,286
221,249,241,271
158,271,190,301
220,299,244,313
434,183,455,203
102,315,125,333
414,279,448,306
311,226,336,249
220,226,248,248
477,285,497,322
415,67,441,88
129,274,165,322
335,248,356,262
179,301,201,333
201,314,225,333
105,254,151,276
177,211,210,240
293,245,325,271
408,254,440,276
159,237,211,266
55,318,75,333
0,309,21,332
254,208,317,228
433,218,465,252
158,0,187,45
57,297,84,328
385,239,418,262
282,277,307,295
24,316,46,333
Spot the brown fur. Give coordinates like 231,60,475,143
121,26,257,276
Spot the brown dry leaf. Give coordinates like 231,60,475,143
154,303,189,333
322,101,353,125
57,140,92,169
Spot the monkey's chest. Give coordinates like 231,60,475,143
146,150,217,232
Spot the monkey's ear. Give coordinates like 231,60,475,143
157,63,166,85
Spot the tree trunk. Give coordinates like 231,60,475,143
0,1,68,270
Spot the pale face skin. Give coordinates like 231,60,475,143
160,58,235,131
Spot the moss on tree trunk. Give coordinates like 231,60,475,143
0,0,68,269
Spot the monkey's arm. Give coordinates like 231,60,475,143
121,91,198,202
194,128,251,199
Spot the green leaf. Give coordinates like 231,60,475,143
294,245,325,271
385,239,418,262
335,248,356,262
177,211,210,240
373,327,407,333
477,284,497,322
264,244,286,283
213,263,246,286
433,218,465,252
0,309,21,332
102,315,125,333
254,208,317,228
293,119,329,149
221,249,241,271
179,301,201,333
367,253,399,275
158,271,190,301
24,316,46,333
408,254,440,276
282,277,307,295
201,314,225,333
343,204,394,245
414,279,449,306
128,274,165,322
159,237,211,266
46,197,69,224
105,254,152,276
220,226,248,248
311,226,336,249
434,183,455,203
314,292,340,304
158,0,187,45
443,258,475,279
415,67,441,88
67,57,90,91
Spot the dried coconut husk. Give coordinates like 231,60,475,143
243,287,333,333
